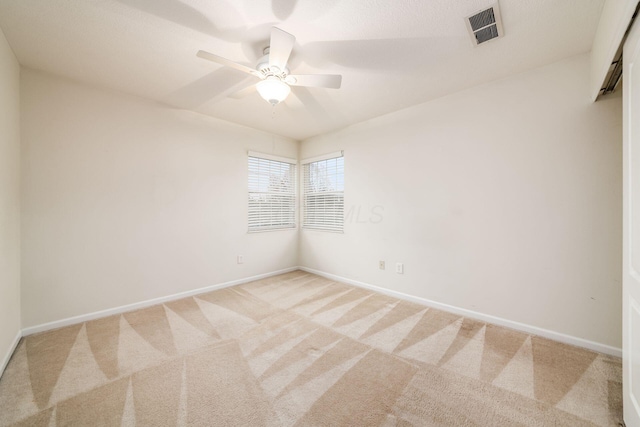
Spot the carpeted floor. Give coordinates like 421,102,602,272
0,270,623,426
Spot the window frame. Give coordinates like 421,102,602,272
247,151,297,233
301,151,344,233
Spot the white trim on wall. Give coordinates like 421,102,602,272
590,0,639,101
247,151,297,164
0,330,22,379
301,150,344,165
299,266,622,358
11,263,621,381
21,267,298,336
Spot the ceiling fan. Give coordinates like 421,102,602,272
197,27,342,106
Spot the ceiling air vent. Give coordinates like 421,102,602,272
465,3,504,46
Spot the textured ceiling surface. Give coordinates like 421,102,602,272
0,0,605,140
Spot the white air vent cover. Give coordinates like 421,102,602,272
465,3,504,46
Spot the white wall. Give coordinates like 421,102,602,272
21,69,298,328
0,27,21,371
300,53,623,349
16,52,624,349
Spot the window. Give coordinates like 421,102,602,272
248,152,296,232
302,152,344,232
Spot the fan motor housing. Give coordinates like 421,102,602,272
256,50,289,79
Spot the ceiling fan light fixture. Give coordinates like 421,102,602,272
197,27,342,107
256,76,290,106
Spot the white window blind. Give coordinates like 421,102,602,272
303,153,344,232
248,154,296,232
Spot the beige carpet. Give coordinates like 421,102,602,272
0,271,623,426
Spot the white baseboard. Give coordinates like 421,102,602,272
299,266,622,358
19,265,622,359
0,330,22,379
21,267,299,336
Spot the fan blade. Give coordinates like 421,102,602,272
272,0,298,20
288,74,342,89
165,71,253,109
229,84,257,99
269,27,295,72
197,50,260,77
285,90,305,109
302,38,435,70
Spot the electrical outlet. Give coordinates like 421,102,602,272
396,263,404,274
379,261,385,270
237,255,244,264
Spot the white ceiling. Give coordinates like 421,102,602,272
0,0,605,140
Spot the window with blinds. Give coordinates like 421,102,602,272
302,153,344,232
248,153,296,232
